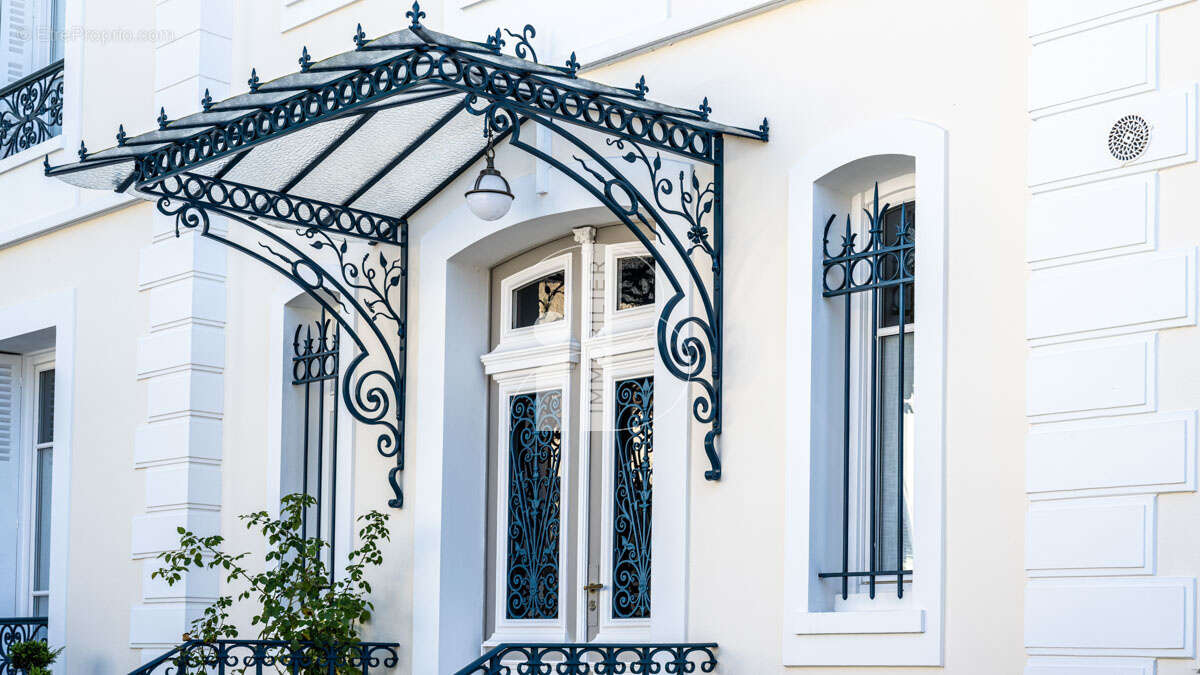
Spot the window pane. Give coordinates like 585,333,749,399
879,202,915,329
877,333,913,572
34,446,52,592
33,595,48,618
51,0,66,62
612,376,653,619
617,255,655,310
505,389,563,620
37,369,54,444
512,271,566,329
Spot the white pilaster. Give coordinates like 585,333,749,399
129,0,233,657
1025,1,1198,670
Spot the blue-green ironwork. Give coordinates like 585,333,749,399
455,642,717,675
505,390,563,621
128,639,399,675
0,60,63,160
0,617,48,675
817,184,914,600
292,314,341,582
46,1,769,505
612,376,653,620
152,188,408,508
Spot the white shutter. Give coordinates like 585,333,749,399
0,0,39,86
0,355,21,614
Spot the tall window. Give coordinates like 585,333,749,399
819,184,915,600
30,366,52,617
286,310,340,582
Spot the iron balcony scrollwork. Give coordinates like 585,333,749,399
0,617,48,675
128,639,400,675
148,175,408,509
455,643,718,675
0,60,64,160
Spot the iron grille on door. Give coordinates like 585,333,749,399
818,184,915,600
612,376,653,620
292,315,339,583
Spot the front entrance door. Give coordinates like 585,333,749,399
481,227,659,645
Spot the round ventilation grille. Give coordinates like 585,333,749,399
1108,114,1150,162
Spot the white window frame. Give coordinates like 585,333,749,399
17,349,54,617
497,252,574,352
784,120,947,666
0,290,73,671
600,242,655,336
486,363,575,644
593,349,654,641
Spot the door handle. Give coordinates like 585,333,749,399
582,583,605,593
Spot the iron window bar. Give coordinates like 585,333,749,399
0,60,64,160
292,311,341,584
818,184,914,600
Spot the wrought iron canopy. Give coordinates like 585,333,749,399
46,2,768,508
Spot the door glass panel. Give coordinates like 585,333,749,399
512,271,566,329
36,369,53,444
506,389,563,620
612,376,652,619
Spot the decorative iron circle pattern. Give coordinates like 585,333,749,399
1108,114,1150,162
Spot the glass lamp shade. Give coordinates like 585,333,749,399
464,154,514,221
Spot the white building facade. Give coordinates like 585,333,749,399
0,0,1196,673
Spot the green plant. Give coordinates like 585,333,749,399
8,639,62,673
153,493,389,672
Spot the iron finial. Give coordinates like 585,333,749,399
406,1,426,28
759,117,770,139
248,68,260,92
486,28,504,53
78,140,87,160
157,107,169,129
299,46,312,72
698,97,712,120
353,23,367,49
116,124,127,146
564,51,580,76
634,75,648,99
201,88,213,111
42,154,50,172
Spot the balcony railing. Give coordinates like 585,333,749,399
0,617,49,675
129,639,400,675
455,643,719,675
0,60,65,161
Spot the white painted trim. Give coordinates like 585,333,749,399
593,350,654,642
496,252,574,351
279,0,361,32
488,365,574,644
0,290,75,673
600,242,655,336
1029,0,1194,43
0,136,61,177
1026,410,1197,499
1025,656,1157,674
793,609,925,635
1026,333,1158,423
1025,495,1157,577
784,119,947,666
1028,14,1159,119
1025,576,1195,657
0,191,139,251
